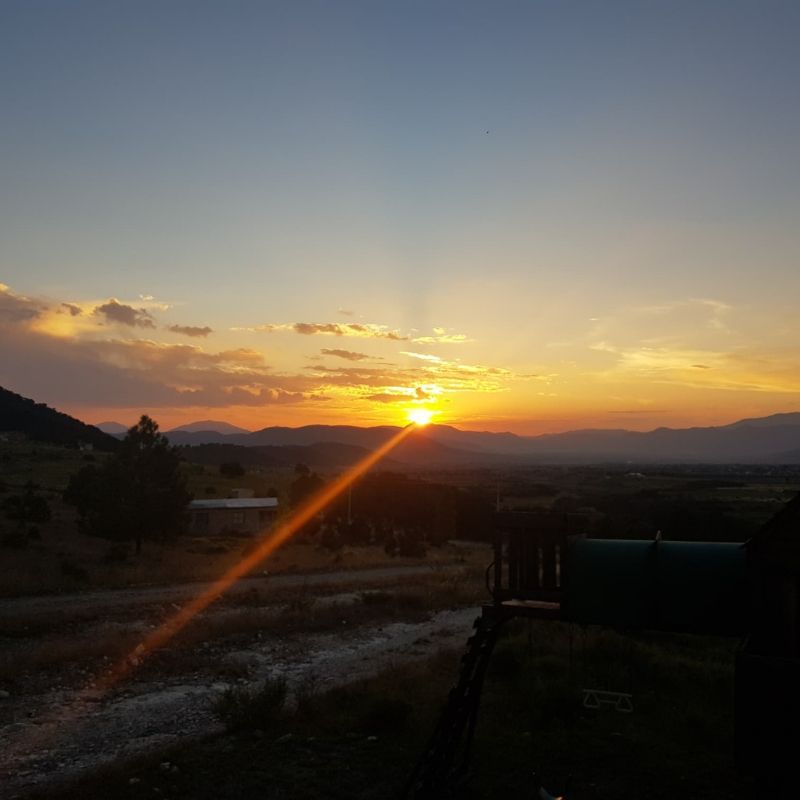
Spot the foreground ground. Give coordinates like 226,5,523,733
0,561,485,798
9,619,752,800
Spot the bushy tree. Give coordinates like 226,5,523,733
64,415,191,553
289,464,324,507
219,461,245,478
2,481,52,530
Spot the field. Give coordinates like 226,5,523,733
2,441,796,798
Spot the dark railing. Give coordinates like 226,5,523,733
491,511,584,605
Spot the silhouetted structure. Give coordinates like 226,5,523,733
188,497,278,535
408,498,800,797
737,494,800,790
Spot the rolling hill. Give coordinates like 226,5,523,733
166,414,800,464
0,386,118,451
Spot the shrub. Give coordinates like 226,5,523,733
359,696,413,734
213,676,288,731
219,462,245,478
60,558,90,583
103,543,128,563
359,590,393,606
1,529,28,548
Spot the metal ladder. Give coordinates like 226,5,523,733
404,611,506,798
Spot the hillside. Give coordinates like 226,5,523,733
167,413,800,464
0,386,118,451
169,420,252,435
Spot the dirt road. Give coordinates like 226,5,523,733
0,564,480,798
0,563,458,622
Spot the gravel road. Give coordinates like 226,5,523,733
0,564,480,798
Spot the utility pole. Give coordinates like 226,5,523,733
348,484,352,525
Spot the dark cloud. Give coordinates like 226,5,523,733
94,299,155,329
0,287,42,323
0,324,317,409
320,348,370,361
167,324,213,338
61,303,82,317
294,322,343,335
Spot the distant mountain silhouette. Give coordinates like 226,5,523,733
168,420,252,435
5,389,795,464
0,387,118,451
167,414,800,464
96,421,129,434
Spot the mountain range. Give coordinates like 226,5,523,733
154,414,800,464
8,390,800,465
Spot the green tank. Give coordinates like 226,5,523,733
564,538,748,634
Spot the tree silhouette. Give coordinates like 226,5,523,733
65,415,191,553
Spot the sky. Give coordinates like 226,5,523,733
2,0,799,434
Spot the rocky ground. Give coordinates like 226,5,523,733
0,565,480,798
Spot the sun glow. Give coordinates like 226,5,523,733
406,407,435,426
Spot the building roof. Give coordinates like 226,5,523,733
189,498,279,510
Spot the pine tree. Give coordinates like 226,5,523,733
65,415,191,553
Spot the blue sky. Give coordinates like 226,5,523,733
2,1,799,431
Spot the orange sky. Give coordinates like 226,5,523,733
2,284,798,435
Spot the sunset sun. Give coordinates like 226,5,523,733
406,408,435,426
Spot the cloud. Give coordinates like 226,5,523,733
94,299,156,329
402,351,444,363
0,283,523,414
167,324,213,338
292,322,408,340
412,332,471,344
364,384,440,404
244,320,474,343
0,325,322,408
364,392,411,404
320,348,371,361
608,409,672,414
0,284,43,323
588,298,734,353
337,308,355,316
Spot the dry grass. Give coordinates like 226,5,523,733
0,565,486,682
0,532,489,597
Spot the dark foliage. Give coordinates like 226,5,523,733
289,465,325,507
219,461,245,478
213,676,288,732
63,415,191,553
2,482,52,529
592,490,756,541
325,472,494,545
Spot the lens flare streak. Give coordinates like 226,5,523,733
4,422,419,767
